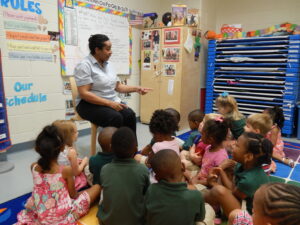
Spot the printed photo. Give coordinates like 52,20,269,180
164,64,176,76
164,28,181,45
186,8,199,26
48,31,60,41
172,4,187,26
152,30,160,46
143,40,152,49
162,47,180,62
141,31,150,40
143,50,151,63
65,99,75,119
63,80,71,94
153,51,160,63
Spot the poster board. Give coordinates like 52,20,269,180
59,0,131,76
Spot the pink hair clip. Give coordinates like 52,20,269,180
215,116,224,122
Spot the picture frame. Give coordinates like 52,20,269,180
162,47,180,62
164,64,176,76
171,4,187,26
164,28,181,45
142,40,152,50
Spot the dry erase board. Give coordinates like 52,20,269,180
59,0,130,75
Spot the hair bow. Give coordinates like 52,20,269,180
215,116,224,122
220,92,229,97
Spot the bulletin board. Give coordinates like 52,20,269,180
58,0,131,76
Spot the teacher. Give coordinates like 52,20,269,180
74,34,151,134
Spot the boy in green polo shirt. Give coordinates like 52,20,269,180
89,127,117,185
145,149,206,225
97,127,150,225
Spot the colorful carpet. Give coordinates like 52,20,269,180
1,133,300,224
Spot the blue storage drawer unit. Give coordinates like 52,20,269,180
205,35,300,136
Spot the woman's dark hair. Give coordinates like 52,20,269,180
242,132,273,166
150,109,179,135
111,127,137,158
35,125,64,171
265,106,285,129
202,118,229,145
260,183,300,225
88,34,109,55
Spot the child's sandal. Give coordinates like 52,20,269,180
283,157,295,168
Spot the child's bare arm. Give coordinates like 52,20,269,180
208,167,233,189
269,127,279,148
141,144,152,156
62,166,78,199
68,148,87,176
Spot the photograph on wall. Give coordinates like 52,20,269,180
164,64,176,76
48,31,60,41
171,4,187,26
142,40,152,50
141,30,151,40
65,0,74,8
153,50,160,63
65,99,75,119
152,30,160,47
120,79,131,99
63,80,72,94
162,47,180,62
143,50,151,63
143,50,151,70
186,8,199,26
164,28,181,45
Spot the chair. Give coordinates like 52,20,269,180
69,76,98,156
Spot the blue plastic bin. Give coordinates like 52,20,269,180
298,105,300,139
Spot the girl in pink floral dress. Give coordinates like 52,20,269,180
16,125,100,225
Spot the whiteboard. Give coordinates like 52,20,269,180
63,5,130,75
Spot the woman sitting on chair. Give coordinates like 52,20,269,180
74,34,151,135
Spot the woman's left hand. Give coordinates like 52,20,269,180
136,87,153,95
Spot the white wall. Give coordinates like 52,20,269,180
0,0,165,145
0,0,65,144
215,0,300,32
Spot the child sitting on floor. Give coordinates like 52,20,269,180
204,132,272,218
97,127,149,225
145,149,206,225
190,115,229,187
264,106,294,169
135,109,180,164
89,127,117,185
181,113,219,171
228,183,300,225
141,108,181,155
53,120,89,190
244,113,274,173
181,109,204,151
216,92,245,140
16,125,100,225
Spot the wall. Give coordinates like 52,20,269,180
0,0,65,144
215,0,300,32
0,0,163,145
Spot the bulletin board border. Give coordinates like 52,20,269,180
0,50,12,152
58,0,132,76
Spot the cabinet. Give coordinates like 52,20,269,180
140,26,201,129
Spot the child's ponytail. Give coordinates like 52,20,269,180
202,116,229,145
265,106,285,129
243,132,273,166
